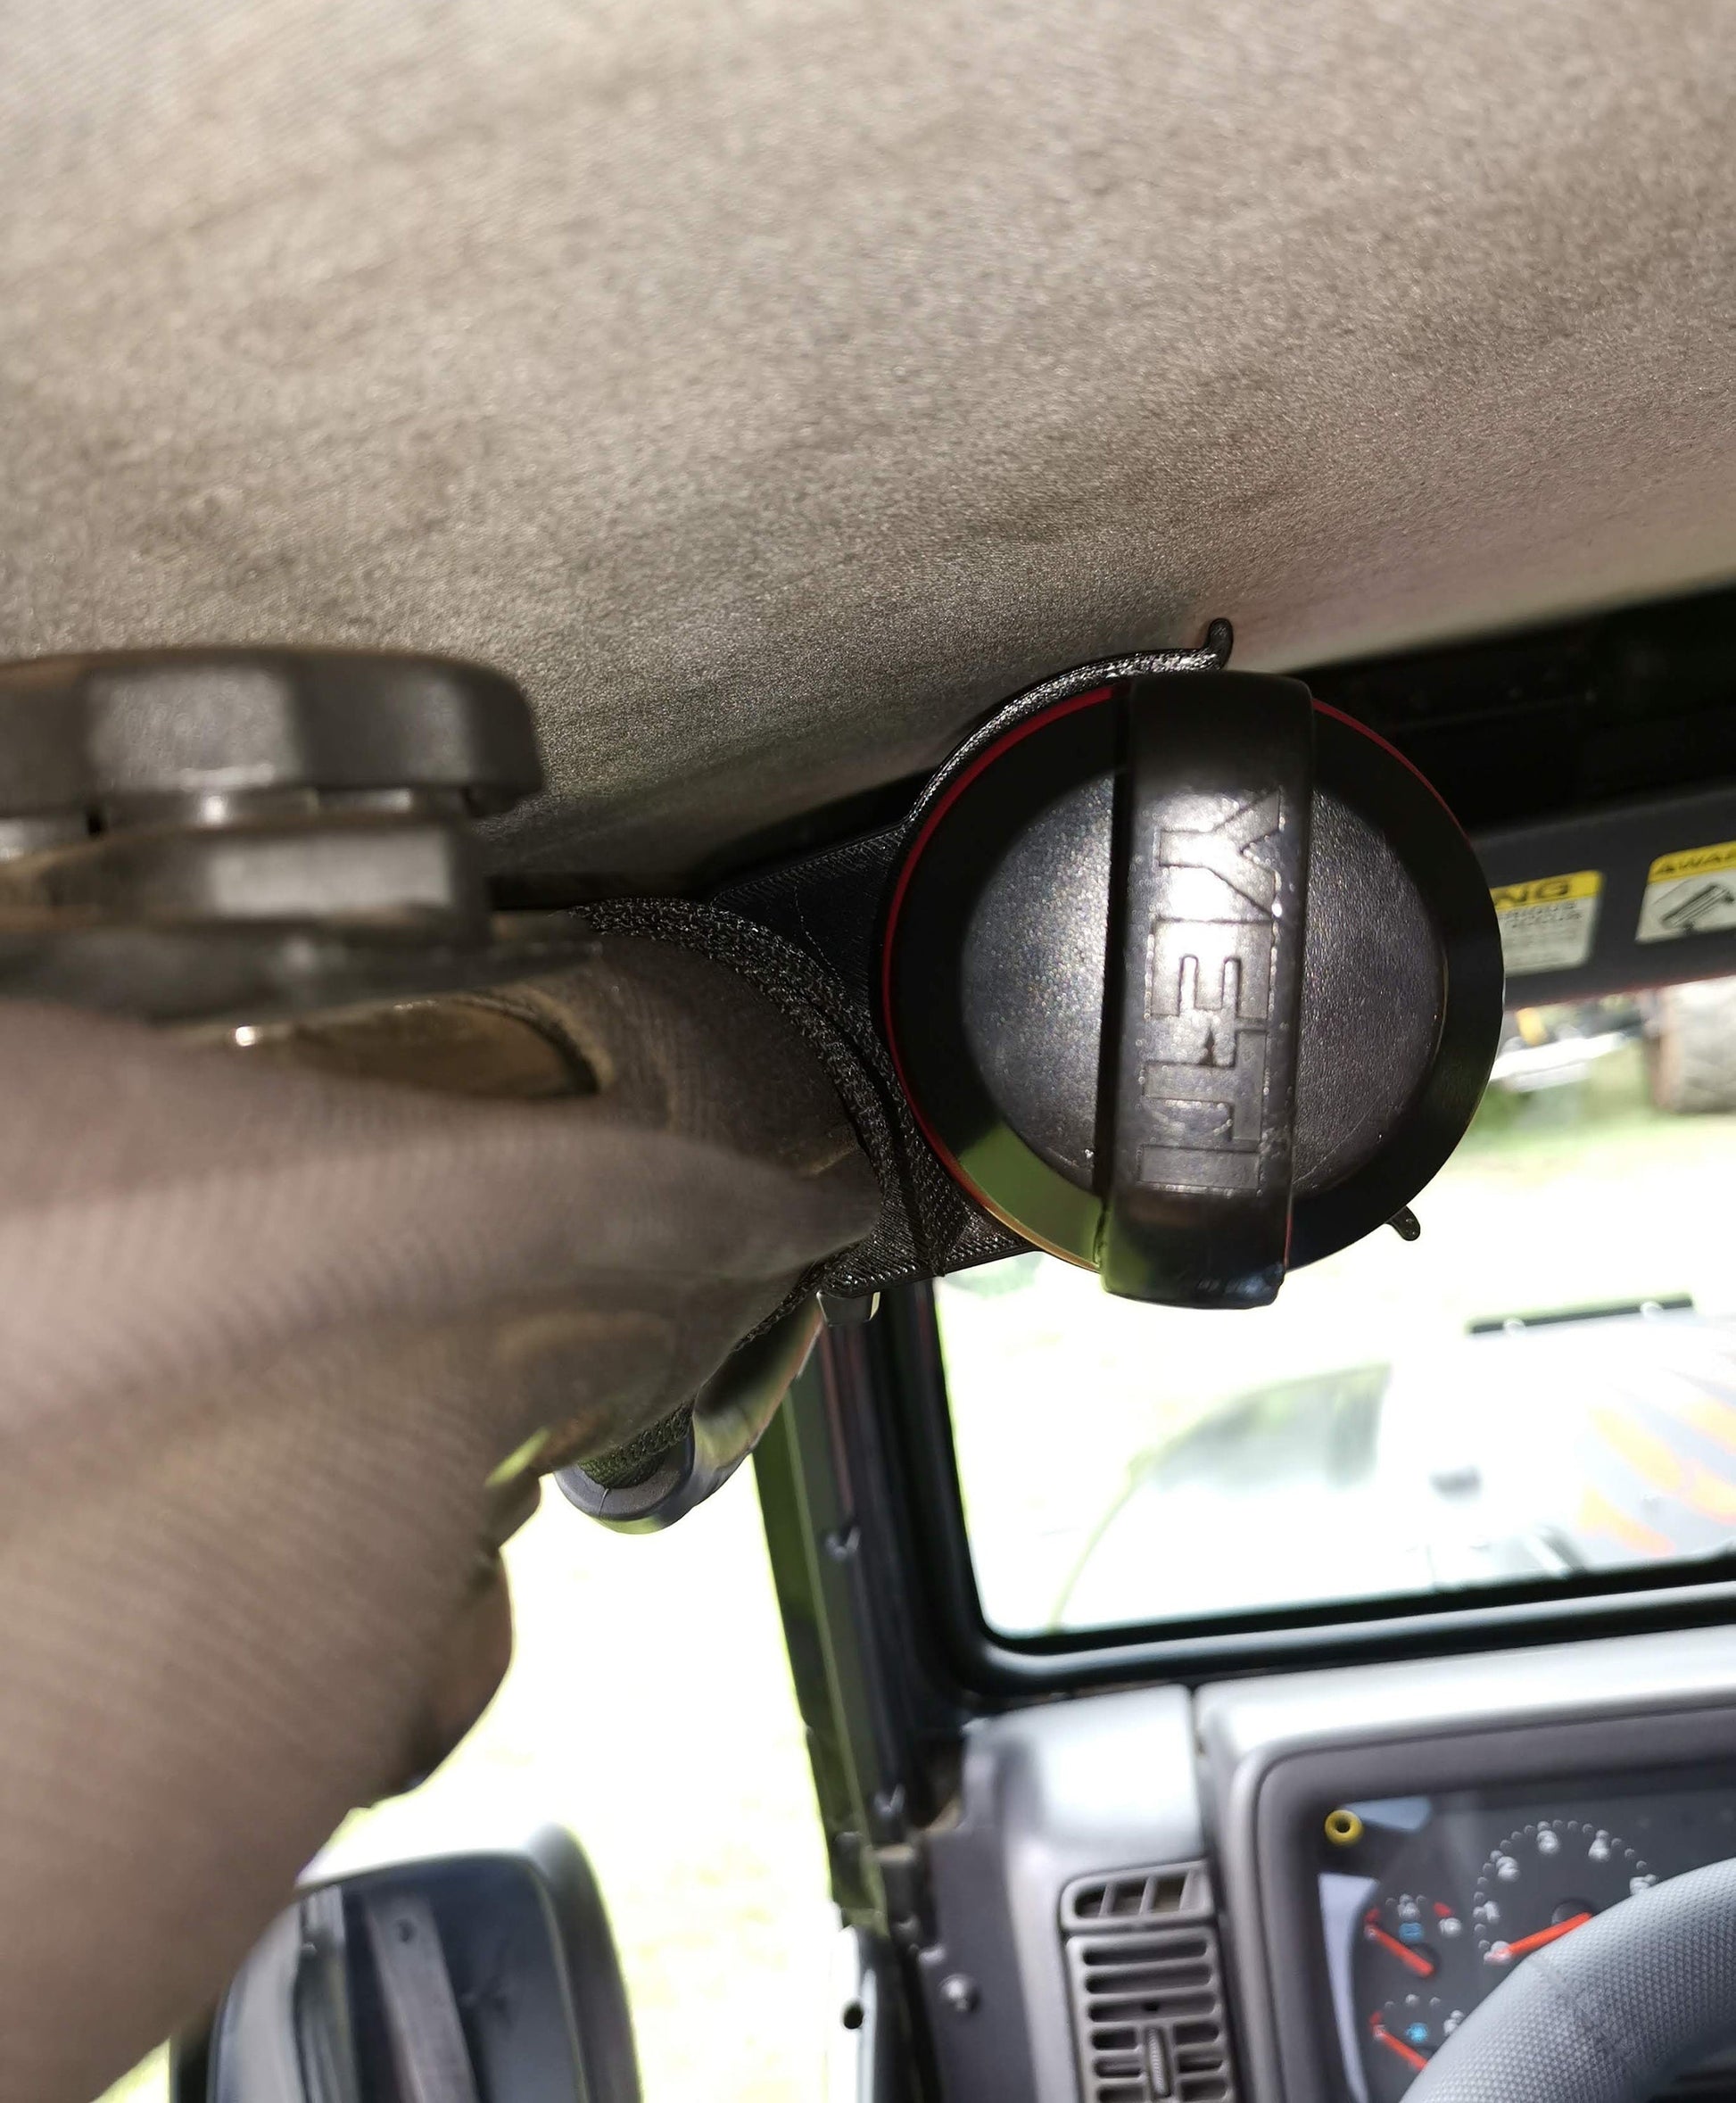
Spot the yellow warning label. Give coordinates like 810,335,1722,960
1647,840,1736,884
1637,840,1736,942
1491,870,1602,912
1490,870,1602,975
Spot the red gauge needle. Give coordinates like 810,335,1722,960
1485,1913,1592,1964
1366,1926,1436,1977
1372,2028,1430,2074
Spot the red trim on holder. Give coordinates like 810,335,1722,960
879,683,1116,1046
1310,700,1464,827
878,683,1117,1247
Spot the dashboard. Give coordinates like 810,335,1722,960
1204,1627,1736,2103
920,1624,1736,2103
1317,1776,1736,2103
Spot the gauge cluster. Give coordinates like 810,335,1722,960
1314,1775,1736,2103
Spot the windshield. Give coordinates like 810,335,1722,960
936,979,1736,1635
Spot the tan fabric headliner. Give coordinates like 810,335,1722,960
3,0,1732,876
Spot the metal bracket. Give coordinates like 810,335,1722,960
0,648,567,1025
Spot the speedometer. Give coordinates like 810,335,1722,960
1473,1820,1657,1967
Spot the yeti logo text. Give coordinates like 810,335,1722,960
1137,792,1281,1193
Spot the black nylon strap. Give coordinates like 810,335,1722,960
572,897,1026,1299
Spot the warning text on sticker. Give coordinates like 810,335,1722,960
1491,868,1602,974
1648,840,1736,885
1492,870,1602,912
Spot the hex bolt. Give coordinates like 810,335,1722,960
940,1974,980,2016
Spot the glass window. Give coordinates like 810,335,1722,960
938,981,1736,1636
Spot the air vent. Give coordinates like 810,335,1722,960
1062,1863,1236,2103
1063,1864,1212,1930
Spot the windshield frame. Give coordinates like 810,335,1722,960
865,1280,1736,1701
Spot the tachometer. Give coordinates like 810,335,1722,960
1356,1892,1475,2100
1362,1892,1465,1980
1473,1821,1657,1967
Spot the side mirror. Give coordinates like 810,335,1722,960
183,1828,639,2103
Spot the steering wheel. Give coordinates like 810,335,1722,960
1409,1859,1736,2103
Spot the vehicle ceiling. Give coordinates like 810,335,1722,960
4,0,1732,880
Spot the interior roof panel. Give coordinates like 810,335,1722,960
4,0,1732,876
